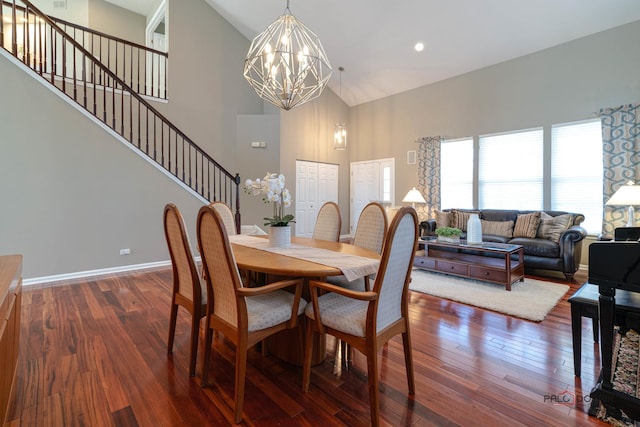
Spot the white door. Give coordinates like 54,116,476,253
296,160,339,237
350,158,395,234
150,32,166,97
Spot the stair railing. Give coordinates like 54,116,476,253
0,0,241,230
1,0,169,99
50,15,169,99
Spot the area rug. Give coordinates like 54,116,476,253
408,269,569,322
589,329,640,427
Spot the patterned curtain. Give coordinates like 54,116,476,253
600,104,640,235
416,136,443,221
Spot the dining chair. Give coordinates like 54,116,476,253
201,202,238,283
313,201,342,242
163,203,207,377
209,201,238,235
196,205,307,424
302,206,418,427
326,202,388,372
328,202,388,291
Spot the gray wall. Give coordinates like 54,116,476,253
4,3,640,278
346,20,640,214
88,0,146,44
280,20,640,237
0,54,205,279
280,87,351,234
0,0,264,279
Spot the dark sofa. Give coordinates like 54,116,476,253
421,209,588,280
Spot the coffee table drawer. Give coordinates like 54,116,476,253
470,267,506,283
437,261,467,275
414,257,435,269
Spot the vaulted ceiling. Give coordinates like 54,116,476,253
107,0,640,107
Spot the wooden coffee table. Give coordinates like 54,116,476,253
413,239,524,291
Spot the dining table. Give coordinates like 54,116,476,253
229,234,380,366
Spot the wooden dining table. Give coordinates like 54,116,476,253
230,236,380,366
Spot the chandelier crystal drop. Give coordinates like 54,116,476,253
243,0,332,111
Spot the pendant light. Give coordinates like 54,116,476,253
333,66,347,150
243,0,332,111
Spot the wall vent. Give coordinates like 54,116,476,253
53,0,67,9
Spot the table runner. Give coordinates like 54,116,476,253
229,235,378,281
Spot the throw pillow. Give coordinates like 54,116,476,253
434,210,451,228
480,220,514,238
513,212,541,238
536,212,573,242
452,209,481,231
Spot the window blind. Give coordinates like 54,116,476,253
479,128,543,209
441,138,473,209
551,119,603,234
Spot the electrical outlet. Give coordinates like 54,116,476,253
119,248,131,255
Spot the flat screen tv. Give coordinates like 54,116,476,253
589,241,640,289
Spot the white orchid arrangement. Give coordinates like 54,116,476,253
244,173,295,227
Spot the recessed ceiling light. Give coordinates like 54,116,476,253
414,42,424,52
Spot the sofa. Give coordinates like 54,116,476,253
420,209,588,280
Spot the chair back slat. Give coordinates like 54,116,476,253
210,201,238,236
197,206,244,328
313,202,342,242
371,207,418,332
163,204,201,303
353,202,388,254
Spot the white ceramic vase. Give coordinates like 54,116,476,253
269,225,291,248
467,213,482,245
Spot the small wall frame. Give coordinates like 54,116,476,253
407,150,417,165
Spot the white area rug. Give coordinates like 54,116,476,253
409,269,569,322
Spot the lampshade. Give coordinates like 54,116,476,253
606,180,640,227
334,124,347,150
402,187,426,208
243,0,332,111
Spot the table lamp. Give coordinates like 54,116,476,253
606,180,640,227
402,187,426,209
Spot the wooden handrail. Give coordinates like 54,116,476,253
1,0,169,99
51,16,168,57
1,0,241,229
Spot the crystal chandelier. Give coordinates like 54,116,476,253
243,0,332,111
333,66,347,150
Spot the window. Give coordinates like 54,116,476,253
435,120,603,235
551,119,603,234
441,138,473,209
382,165,391,202
479,128,543,210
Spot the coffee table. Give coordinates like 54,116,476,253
413,239,524,291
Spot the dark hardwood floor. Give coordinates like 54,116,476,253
4,267,609,426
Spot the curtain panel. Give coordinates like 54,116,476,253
416,136,444,221
600,104,640,235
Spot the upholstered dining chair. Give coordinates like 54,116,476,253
329,202,388,291
196,205,307,424
313,201,342,242
163,203,207,377
326,202,388,371
302,206,418,427
209,201,237,235
200,201,237,282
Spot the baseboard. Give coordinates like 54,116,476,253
22,258,200,287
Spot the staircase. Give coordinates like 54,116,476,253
0,0,241,230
